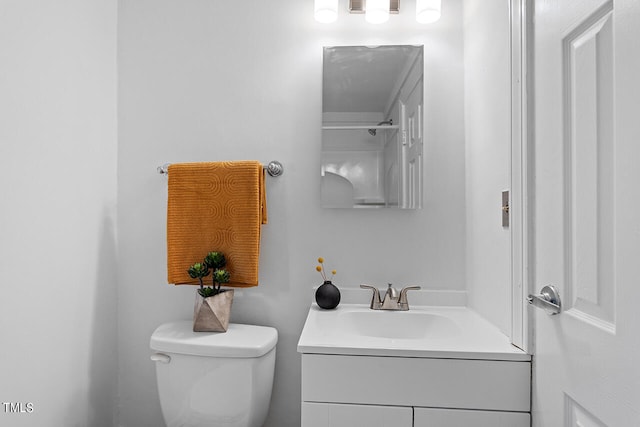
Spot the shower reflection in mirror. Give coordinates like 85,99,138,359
321,45,424,209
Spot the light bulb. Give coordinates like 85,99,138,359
416,0,441,24
315,0,338,23
366,0,390,24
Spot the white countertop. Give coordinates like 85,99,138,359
297,303,531,361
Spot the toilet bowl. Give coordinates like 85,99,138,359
150,321,278,427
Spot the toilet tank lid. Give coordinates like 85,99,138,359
150,321,278,358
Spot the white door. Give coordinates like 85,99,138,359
401,79,423,209
532,0,640,425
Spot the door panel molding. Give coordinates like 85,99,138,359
565,394,607,427
562,1,616,334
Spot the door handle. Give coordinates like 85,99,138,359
527,285,561,315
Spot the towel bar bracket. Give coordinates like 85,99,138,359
265,160,284,177
157,163,171,175
157,161,284,177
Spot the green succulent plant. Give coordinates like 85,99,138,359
213,269,230,285
188,251,231,298
198,286,219,298
204,251,226,270
187,262,210,287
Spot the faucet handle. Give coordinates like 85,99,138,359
385,283,399,300
360,284,381,309
398,286,421,309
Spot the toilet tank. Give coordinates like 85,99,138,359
150,321,278,427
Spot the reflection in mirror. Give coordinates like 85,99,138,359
322,45,424,209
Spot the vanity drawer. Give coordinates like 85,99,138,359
414,407,530,427
302,402,413,427
301,354,530,412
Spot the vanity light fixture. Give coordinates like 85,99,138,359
365,0,391,24
314,0,339,23
416,0,442,24
349,0,399,19
318,0,439,24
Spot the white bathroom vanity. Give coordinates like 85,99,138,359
297,303,531,427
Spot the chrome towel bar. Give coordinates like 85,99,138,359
157,160,284,177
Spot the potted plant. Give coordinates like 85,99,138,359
188,251,234,332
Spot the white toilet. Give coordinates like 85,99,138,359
150,320,278,427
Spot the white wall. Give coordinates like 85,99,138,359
463,0,512,335
0,1,118,426
117,0,465,426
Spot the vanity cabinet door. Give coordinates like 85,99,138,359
302,402,412,427
413,407,530,427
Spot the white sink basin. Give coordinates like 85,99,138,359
338,310,460,340
297,303,531,361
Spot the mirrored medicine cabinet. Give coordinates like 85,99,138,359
321,45,424,209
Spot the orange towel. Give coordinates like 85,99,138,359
166,161,267,286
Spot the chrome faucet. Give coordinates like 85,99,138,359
360,284,421,311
